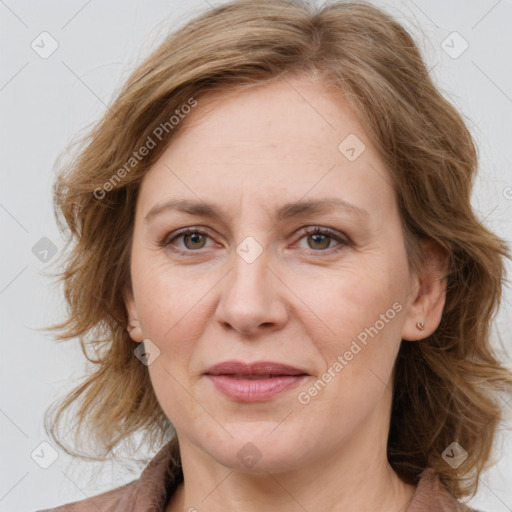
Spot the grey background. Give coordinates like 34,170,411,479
1,1,511,511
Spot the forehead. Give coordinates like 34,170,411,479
137,76,396,222
178,77,363,159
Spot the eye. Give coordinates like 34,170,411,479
159,226,349,255
160,227,215,253
294,226,348,252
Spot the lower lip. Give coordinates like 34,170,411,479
206,375,307,402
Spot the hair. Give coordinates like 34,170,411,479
45,0,512,500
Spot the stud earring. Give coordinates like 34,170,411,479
416,322,425,331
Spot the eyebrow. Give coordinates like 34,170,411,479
144,197,369,223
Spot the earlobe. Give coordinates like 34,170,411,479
127,321,144,342
401,240,449,341
123,286,144,343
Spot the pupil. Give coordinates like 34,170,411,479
309,234,330,250
186,233,205,249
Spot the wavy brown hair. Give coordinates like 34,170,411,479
45,0,512,500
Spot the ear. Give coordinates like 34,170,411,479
123,285,144,342
402,239,449,341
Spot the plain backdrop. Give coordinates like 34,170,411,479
1,1,511,511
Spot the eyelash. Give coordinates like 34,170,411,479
158,226,349,256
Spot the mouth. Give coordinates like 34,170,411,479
204,360,309,377
204,360,309,402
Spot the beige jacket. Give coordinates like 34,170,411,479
37,442,479,512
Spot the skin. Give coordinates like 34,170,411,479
124,75,447,512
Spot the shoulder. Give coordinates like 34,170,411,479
407,468,484,512
35,440,182,512
35,479,139,512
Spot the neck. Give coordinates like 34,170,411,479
166,436,416,512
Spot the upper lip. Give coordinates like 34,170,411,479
204,360,309,377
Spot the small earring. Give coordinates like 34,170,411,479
416,322,425,331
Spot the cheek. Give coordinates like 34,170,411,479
147,362,206,433
298,260,404,342
132,260,217,372
291,260,406,401
137,270,209,419
294,270,404,427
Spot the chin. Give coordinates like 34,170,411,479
202,432,310,475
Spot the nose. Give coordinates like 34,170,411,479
214,248,289,336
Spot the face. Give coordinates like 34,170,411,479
125,76,442,474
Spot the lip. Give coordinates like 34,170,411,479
204,360,309,377
204,360,309,402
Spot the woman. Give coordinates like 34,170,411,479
39,1,512,511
